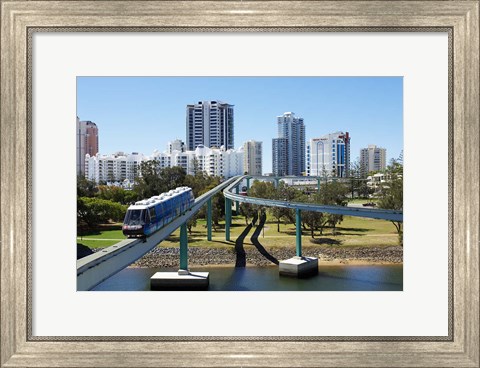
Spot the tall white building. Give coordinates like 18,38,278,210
243,140,262,176
360,144,386,176
186,100,234,151
272,112,305,176
307,131,351,178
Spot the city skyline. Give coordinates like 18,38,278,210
77,76,403,173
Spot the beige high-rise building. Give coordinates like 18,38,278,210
243,140,263,176
360,144,386,176
77,118,99,175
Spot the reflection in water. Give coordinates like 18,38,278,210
92,265,403,291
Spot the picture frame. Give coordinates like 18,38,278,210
1,1,478,367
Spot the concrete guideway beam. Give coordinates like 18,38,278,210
77,176,239,291
223,176,403,222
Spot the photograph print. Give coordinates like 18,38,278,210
76,76,403,291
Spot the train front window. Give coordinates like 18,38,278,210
125,209,144,225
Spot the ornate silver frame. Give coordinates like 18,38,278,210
1,1,478,367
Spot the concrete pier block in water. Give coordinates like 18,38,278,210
150,271,209,290
279,256,318,278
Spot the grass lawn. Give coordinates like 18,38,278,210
77,213,400,249
77,224,126,248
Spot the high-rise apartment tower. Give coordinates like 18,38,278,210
360,144,386,176
76,117,99,175
186,101,234,151
272,112,305,176
243,140,263,176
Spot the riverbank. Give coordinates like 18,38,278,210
130,245,403,268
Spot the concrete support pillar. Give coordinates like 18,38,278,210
179,223,188,270
296,209,302,257
207,198,212,241
317,177,321,194
225,198,232,241
246,177,251,190
274,177,280,188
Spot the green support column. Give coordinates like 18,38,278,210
207,198,212,241
246,177,251,190
180,223,188,270
296,209,302,257
235,185,240,214
225,198,232,241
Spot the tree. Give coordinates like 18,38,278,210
292,192,327,238
243,180,276,221
212,193,225,230
133,160,164,198
160,166,187,192
318,180,349,206
187,214,197,235
378,155,403,245
269,182,296,232
348,158,370,199
302,210,328,238
317,181,348,235
77,175,97,197
185,171,221,198
248,180,276,200
134,161,187,199
77,197,127,229
293,181,348,237
239,202,257,225
190,157,202,177
325,214,344,236
96,185,127,204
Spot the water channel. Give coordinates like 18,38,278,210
92,264,403,291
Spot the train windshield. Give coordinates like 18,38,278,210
124,209,145,225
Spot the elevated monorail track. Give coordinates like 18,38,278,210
223,176,403,222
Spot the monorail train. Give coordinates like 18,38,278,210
122,186,195,238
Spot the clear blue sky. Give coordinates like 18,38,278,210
77,77,403,173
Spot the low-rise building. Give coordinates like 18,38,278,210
85,145,244,183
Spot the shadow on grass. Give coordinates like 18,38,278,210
77,224,122,237
284,230,308,236
166,236,207,244
251,212,279,265
164,236,234,246
78,229,102,236
284,227,369,237
310,238,343,246
337,227,370,233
